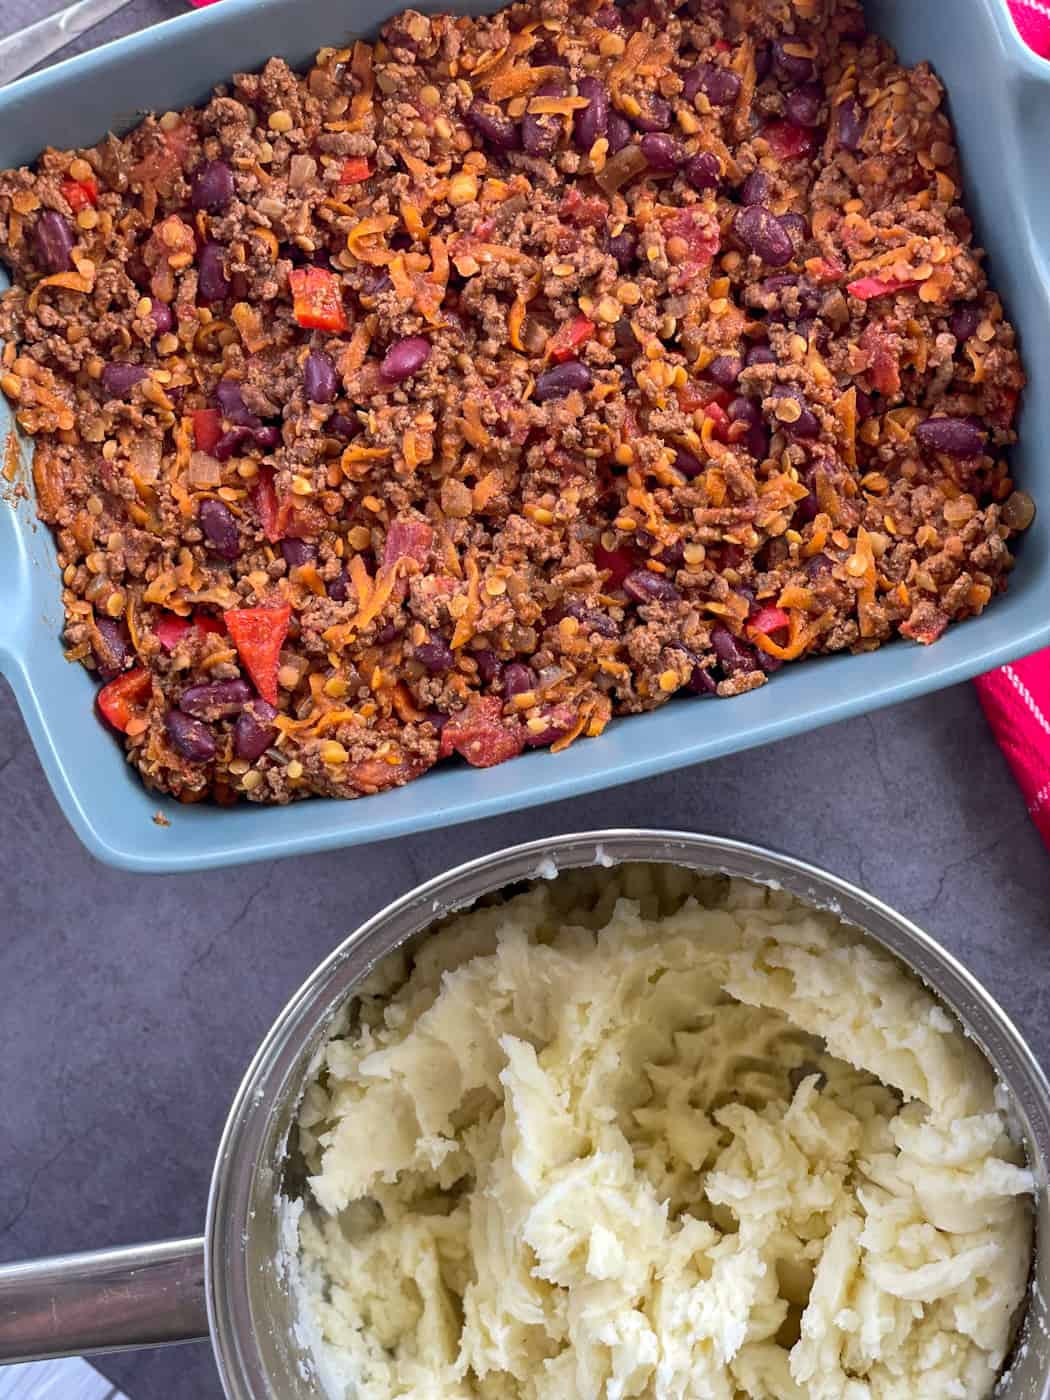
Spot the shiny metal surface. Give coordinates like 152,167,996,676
0,0,134,86
0,1237,207,1363
1,832,1047,1395
206,831,1050,1400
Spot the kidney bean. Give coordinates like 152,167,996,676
687,664,718,695
304,350,338,404
640,132,681,171
522,81,565,156
779,212,809,248
415,635,454,673
854,388,875,421
190,159,235,213
674,446,704,479
785,82,824,128
754,44,773,82
381,335,431,383
535,360,592,401
950,304,981,344
772,37,816,84
768,383,819,437
632,96,672,132
179,679,253,720
836,98,865,151
215,379,259,428
693,63,742,107
608,229,637,268
739,170,770,206
93,618,130,682
580,608,619,638
594,5,620,26
101,362,147,398
281,538,316,569
574,77,609,150
326,567,349,601
623,569,681,604
503,662,536,698
708,354,741,389
711,623,757,674
684,152,721,191
745,422,770,458
466,101,521,150
166,709,217,762
606,111,633,154
32,211,75,273
915,416,986,458
149,301,174,337
213,427,253,461
728,395,760,427
254,425,281,450
757,649,783,675
794,489,820,524
745,343,777,367
734,206,794,267
375,623,402,645
199,498,240,560
523,704,576,748
198,241,231,303
327,412,358,440
233,699,278,761
473,649,503,685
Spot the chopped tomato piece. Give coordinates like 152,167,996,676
383,519,433,569
155,614,191,650
61,177,98,213
156,611,226,650
704,402,731,441
663,207,720,288
130,122,192,191
859,322,901,397
97,668,151,732
992,387,1020,429
548,316,595,363
847,275,920,301
809,257,844,284
595,543,636,588
253,467,282,543
558,188,608,227
438,696,525,768
472,216,496,240
338,157,371,184
763,120,817,161
289,267,348,333
224,604,291,706
678,381,730,415
281,499,327,540
192,408,223,454
748,606,791,642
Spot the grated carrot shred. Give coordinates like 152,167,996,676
461,399,490,450
834,386,858,469
28,271,93,312
749,609,812,660
550,705,589,754
472,470,501,510
451,555,480,649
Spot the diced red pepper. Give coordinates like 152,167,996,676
809,257,845,285
548,316,596,363
846,275,920,301
663,207,720,289
678,381,730,415
594,543,636,588
192,408,223,454
61,176,98,213
289,267,348,333
253,467,282,543
748,606,791,642
338,157,372,184
155,611,226,650
438,696,525,768
224,604,291,705
763,120,817,161
97,668,151,733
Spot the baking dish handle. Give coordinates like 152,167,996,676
0,1236,208,1362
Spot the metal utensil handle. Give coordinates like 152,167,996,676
0,1236,208,1363
0,0,135,87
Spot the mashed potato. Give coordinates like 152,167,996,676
295,865,1033,1400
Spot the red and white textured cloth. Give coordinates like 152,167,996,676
178,0,1050,838
975,1,1049,847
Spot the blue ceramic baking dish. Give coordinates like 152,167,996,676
0,0,1047,872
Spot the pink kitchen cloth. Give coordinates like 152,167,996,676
974,0,1050,847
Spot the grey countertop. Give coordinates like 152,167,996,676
2,4,1050,1399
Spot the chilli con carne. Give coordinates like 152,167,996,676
0,0,1033,804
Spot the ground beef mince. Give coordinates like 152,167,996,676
0,0,1033,805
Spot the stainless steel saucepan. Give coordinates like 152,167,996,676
1,830,1048,1399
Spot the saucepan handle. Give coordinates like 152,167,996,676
0,1236,209,1363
